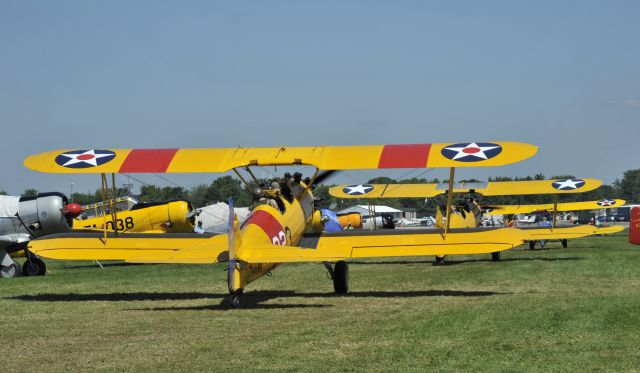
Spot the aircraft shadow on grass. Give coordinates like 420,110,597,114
349,257,585,266
7,289,507,310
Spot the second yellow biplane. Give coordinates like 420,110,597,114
330,180,624,259
25,142,538,307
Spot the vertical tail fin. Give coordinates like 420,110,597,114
630,207,640,245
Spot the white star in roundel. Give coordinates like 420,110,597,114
598,200,616,207
443,142,501,161
343,184,374,195
58,150,114,167
552,179,585,190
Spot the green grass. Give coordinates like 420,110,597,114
2,233,640,372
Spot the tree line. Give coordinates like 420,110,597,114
2,169,640,213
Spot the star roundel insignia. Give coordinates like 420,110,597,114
441,142,503,162
343,184,374,196
597,199,616,207
55,149,116,168
552,179,586,190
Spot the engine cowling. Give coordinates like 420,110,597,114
18,192,74,238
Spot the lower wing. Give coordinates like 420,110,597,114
238,227,530,263
28,232,228,264
517,225,599,241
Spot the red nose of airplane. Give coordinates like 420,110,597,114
63,203,83,218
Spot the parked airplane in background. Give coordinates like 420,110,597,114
75,197,198,234
0,192,81,278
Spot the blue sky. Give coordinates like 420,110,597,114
1,1,639,195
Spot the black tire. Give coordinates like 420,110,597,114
333,261,349,294
22,257,46,276
529,241,536,250
0,263,21,278
433,255,445,266
230,295,241,309
561,239,568,248
491,251,501,262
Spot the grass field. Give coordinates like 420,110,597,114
2,233,640,372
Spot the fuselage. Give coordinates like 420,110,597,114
229,183,316,291
75,200,196,233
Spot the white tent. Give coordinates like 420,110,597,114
197,202,250,233
0,195,19,218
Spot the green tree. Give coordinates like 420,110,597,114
0,190,7,195
205,176,252,206
22,188,38,197
615,169,640,203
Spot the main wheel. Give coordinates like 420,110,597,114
491,251,501,262
433,255,445,266
22,257,46,276
0,263,21,278
561,239,568,248
529,241,536,250
333,261,349,294
230,295,241,309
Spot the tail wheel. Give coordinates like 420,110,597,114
23,257,46,276
491,251,501,262
433,255,445,266
333,261,349,294
561,239,568,248
1,263,21,278
529,241,536,250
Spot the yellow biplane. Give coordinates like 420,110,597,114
25,142,538,307
330,180,622,260
484,199,625,249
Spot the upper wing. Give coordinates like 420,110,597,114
330,178,602,198
485,199,626,215
28,232,229,264
23,142,537,174
237,227,530,263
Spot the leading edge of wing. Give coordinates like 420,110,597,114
28,232,229,264
23,142,537,174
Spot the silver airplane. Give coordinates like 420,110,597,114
0,192,81,278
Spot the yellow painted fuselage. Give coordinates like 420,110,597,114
75,200,195,233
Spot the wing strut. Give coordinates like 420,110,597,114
552,195,558,230
99,173,119,239
444,167,456,236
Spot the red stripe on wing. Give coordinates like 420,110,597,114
118,149,179,173
378,144,431,168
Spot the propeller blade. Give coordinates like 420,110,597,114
313,170,337,185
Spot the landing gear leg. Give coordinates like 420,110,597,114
22,252,46,276
561,239,568,248
323,262,334,279
333,261,349,294
433,255,445,266
491,251,501,262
